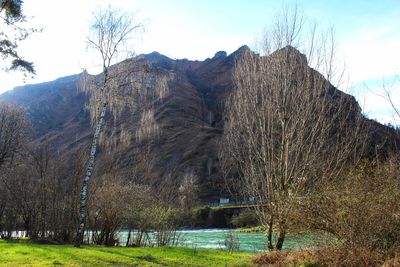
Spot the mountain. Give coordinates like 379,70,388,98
1,74,85,139
0,46,398,201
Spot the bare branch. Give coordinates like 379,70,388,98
220,7,364,251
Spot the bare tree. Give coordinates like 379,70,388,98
87,174,133,246
28,145,51,239
376,75,400,126
0,103,28,167
1,160,41,239
75,6,143,247
220,8,364,250
178,169,199,212
0,142,87,242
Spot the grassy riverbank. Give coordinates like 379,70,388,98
0,239,252,266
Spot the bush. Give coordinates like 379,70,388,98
230,209,258,228
253,250,288,266
223,231,240,252
298,160,400,256
88,176,134,246
252,249,324,267
383,253,400,267
252,246,383,267
190,206,211,227
142,206,183,247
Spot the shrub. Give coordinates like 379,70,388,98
298,160,400,256
319,246,382,267
190,206,211,227
383,253,400,267
253,250,288,266
230,209,259,228
252,249,323,267
143,206,183,247
253,246,383,267
223,231,240,252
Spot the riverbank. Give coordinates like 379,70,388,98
0,239,252,266
235,226,266,233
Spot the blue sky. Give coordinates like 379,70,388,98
1,0,399,124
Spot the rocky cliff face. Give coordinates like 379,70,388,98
1,46,398,201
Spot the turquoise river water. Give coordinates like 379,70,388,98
117,229,324,253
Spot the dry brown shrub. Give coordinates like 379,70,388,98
252,246,387,267
283,249,320,266
298,159,400,254
252,250,320,266
383,254,400,267
326,246,382,267
252,251,288,266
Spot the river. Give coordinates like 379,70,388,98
117,229,324,253
6,229,324,252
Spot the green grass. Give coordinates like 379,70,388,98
0,239,252,266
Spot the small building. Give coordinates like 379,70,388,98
248,197,255,204
219,198,230,206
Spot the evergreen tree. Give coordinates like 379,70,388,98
0,0,37,74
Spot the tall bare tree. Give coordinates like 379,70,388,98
221,8,364,250
0,103,28,238
75,6,143,247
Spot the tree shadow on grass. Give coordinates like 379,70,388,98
134,254,161,265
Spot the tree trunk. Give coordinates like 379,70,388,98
126,228,132,247
74,103,107,247
275,229,286,250
267,218,274,251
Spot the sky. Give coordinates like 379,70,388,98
1,0,399,124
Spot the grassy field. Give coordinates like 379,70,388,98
0,239,252,266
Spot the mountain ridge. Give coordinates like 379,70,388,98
0,46,398,201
